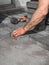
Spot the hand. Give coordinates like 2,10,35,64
19,16,27,22
11,27,27,38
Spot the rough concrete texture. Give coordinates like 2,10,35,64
0,13,49,65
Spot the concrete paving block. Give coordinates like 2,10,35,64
0,13,49,65
2,17,10,25
0,27,11,39
29,26,49,50
0,37,49,65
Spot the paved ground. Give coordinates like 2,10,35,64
0,13,49,65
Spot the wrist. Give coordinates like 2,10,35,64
23,27,28,32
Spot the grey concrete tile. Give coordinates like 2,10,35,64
0,38,49,65
0,13,49,65
29,26,49,50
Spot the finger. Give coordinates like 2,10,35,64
11,33,17,38
20,19,24,22
19,17,24,19
19,16,26,20
11,31,17,37
11,33,15,38
14,34,20,38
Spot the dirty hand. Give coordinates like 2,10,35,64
11,27,27,38
19,16,27,22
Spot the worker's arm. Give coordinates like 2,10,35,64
11,0,48,38
24,0,48,31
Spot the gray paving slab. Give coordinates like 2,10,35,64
0,37,49,65
0,13,49,65
29,26,49,50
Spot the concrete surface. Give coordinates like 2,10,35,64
0,13,49,65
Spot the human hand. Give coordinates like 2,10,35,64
11,27,27,38
19,16,27,22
